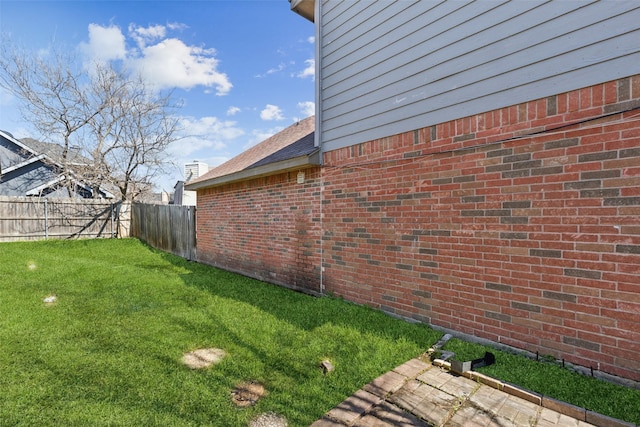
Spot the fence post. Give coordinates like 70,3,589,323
44,199,49,240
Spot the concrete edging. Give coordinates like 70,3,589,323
432,359,636,427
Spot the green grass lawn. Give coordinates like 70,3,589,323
0,238,439,426
1,239,638,426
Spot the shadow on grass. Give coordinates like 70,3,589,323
155,247,440,350
1,238,443,426
145,244,640,425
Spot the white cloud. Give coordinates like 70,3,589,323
267,63,286,75
227,106,241,116
260,104,284,121
167,22,188,31
129,38,232,94
79,23,126,63
129,24,166,48
178,116,244,148
297,101,315,117
166,115,244,175
255,62,289,78
157,115,242,191
79,23,232,95
297,58,315,80
307,36,315,44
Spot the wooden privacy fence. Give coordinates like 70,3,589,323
131,203,196,260
0,196,130,242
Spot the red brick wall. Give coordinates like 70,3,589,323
321,76,640,381
196,167,322,294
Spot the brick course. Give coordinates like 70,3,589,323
196,168,322,294
321,76,640,381
194,76,640,382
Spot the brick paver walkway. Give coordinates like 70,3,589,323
310,357,630,427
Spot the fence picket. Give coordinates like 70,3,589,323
130,203,196,260
0,196,129,241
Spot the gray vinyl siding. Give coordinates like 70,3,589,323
318,0,640,152
0,138,28,170
0,161,57,197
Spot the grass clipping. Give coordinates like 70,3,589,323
181,348,226,369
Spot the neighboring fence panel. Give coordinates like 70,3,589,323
131,203,196,260
0,196,129,242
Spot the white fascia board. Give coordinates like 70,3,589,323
25,176,65,196
1,154,47,176
25,174,116,199
0,130,40,157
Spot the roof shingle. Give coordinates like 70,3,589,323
190,115,315,184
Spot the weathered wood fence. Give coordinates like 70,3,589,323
130,203,196,260
0,197,195,261
0,196,130,242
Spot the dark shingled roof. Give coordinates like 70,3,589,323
248,131,315,169
187,116,317,189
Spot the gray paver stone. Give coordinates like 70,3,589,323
355,401,430,427
468,384,509,415
309,416,346,427
417,366,454,388
513,409,540,427
312,360,620,427
389,380,428,411
537,412,597,427
364,370,408,398
447,402,504,427
438,373,479,397
410,387,458,426
326,389,382,424
393,358,431,378
499,395,540,423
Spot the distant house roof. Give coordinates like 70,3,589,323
20,138,88,165
0,130,115,199
186,116,318,191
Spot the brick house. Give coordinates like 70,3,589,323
186,116,322,293
189,2,640,382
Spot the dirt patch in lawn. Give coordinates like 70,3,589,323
181,348,226,369
231,381,266,407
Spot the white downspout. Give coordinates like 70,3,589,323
315,0,325,296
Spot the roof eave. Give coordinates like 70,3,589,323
1,154,46,176
185,150,320,191
290,0,314,22
0,130,39,157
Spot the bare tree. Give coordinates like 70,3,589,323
0,43,107,196
87,68,180,201
0,39,181,201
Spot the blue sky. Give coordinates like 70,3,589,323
0,0,315,191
